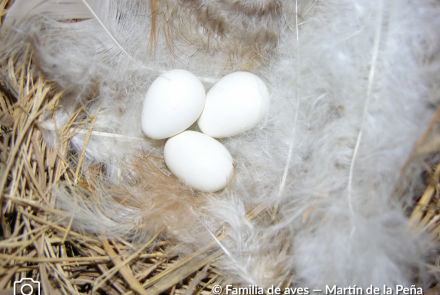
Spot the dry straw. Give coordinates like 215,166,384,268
0,3,228,293
1,0,440,294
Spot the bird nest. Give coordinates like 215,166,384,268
1,0,440,294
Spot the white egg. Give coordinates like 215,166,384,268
164,131,234,192
142,69,206,139
198,71,270,138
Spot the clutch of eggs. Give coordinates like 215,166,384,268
142,69,270,192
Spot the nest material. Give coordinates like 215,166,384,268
1,0,440,294
0,41,267,294
0,49,225,294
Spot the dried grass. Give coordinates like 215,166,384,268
0,0,440,294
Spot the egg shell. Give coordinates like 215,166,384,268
142,69,206,139
198,71,270,138
164,131,234,192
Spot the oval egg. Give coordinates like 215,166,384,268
198,71,270,138
142,69,205,139
164,131,234,192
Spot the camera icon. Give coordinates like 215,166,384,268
14,278,40,295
